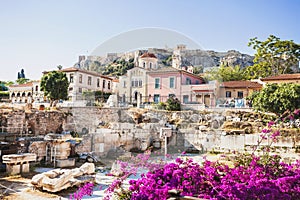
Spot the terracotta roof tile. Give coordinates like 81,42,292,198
261,73,300,81
140,52,157,59
47,67,113,80
221,81,262,88
9,82,33,88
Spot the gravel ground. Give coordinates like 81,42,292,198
0,176,67,200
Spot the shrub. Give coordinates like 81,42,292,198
165,96,181,111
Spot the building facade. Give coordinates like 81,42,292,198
147,67,204,103
118,67,149,105
218,80,262,107
8,81,44,103
61,67,113,102
188,80,263,108
118,52,158,105
190,81,219,107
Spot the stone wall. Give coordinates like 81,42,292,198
75,126,154,158
26,111,66,135
185,129,300,154
0,107,68,135
69,107,297,159
62,107,135,134
2,105,299,158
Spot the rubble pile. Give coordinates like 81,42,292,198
31,162,95,193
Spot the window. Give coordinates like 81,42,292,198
139,80,142,87
195,80,200,85
103,80,106,88
123,81,126,88
97,79,100,87
150,63,152,69
155,78,160,89
131,80,135,87
69,74,74,83
169,77,175,88
143,62,145,68
88,76,92,85
79,74,82,83
154,94,160,103
226,91,231,98
78,88,82,93
169,94,175,98
237,91,243,98
135,79,138,87
186,78,191,85
35,86,38,91
183,95,189,103
108,81,111,90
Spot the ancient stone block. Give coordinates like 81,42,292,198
56,158,75,168
21,163,30,173
31,163,95,193
6,164,20,175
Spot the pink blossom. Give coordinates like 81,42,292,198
268,121,275,127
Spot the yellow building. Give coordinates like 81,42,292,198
219,80,262,103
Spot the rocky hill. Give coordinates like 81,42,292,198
74,48,254,75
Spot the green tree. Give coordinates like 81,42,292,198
247,35,300,78
83,91,112,105
103,58,135,76
162,55,172,66
0,91,9,102
0,81,8,91
57,65,63,70
40,71,69,107
17,69,26,79
193,65,204,74
95,91,112,102
89,61,101,72
165,96,181,111
16,78,30,85
248,83,300,115
4,81,14,86
243,64,272,80
204,65,246,82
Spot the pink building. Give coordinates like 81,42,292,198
146,67,204,103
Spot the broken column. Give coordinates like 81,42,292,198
31,162,95,192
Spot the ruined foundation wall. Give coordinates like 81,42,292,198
0,108,68,135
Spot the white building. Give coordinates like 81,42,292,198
118,67,149,105
8,81,44,103
61,67,113,102
137,52,158,70
118,52,158,105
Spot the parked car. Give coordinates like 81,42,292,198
216,102,235,108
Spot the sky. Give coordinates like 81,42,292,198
0,0,299,81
